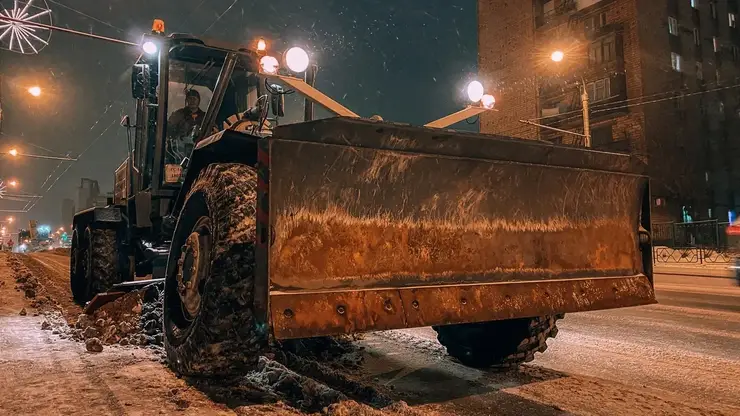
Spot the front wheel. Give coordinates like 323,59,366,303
164,163,266,376
433,315,563,370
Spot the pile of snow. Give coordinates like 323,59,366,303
68,283,164,352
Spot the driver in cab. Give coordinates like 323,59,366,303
167,89,205,143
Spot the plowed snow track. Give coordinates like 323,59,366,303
1,251,738,415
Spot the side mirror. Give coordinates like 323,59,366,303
269,84,285,117
131,64,150,100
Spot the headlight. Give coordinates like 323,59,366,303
142,41,158,55
467,80,484,103
481,94,495,109
260,55,279,74
284,47,310,73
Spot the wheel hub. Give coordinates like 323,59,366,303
177,219,211,319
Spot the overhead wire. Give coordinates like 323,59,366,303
0,14,136,46
21,1,237,214
46,0,125,33
490,80,740,138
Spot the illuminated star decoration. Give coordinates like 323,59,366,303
0,0,52,54
0,179,6,199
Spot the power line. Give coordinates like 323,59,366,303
47,0,125,33
202,0,240,35
491,81,740,138
0,14,136,46
23,117,118,213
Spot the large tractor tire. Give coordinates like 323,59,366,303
70,227,119,305
433,315,563,370
70,229,86,304
164,163,266,376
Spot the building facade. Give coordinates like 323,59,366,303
61,198,75,229
479,0,740,222
76,178,100,213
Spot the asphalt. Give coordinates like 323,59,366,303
14,252,740,415
385,273,740,414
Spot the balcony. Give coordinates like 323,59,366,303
539,73,628,127
535,0,577,28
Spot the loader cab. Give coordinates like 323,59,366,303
126,32,288,237
130,34,264,195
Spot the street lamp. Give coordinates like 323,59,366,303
549,50,591,147
2,148,77,161
8,180,17,188
28,86,41,97
7,217,14,224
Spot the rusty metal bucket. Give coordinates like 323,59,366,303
260,117,655,339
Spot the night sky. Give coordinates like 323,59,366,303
0,0,478,229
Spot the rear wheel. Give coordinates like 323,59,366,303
71,227,119,305
164,163,266,376
433,315,563,370
70,229,87,304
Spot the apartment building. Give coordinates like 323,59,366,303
479,0,740,222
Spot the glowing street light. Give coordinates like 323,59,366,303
551,50,565,62
28,86,42,97
2,148,77,161
8,180,18,188
7,217,14,224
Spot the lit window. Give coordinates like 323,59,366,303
696,61,704,79
691,0,697,8
671,52,682,71
713,37,719,52
694,28,701,45
731,13,737,28
669,17,679,35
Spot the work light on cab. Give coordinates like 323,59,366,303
142,41,158,55
467,80,484,103
260,55,279,74
481,94,496,109
284,47,310,73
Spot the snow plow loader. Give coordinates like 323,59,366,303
70,23,655,376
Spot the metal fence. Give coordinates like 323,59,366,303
651,220,736,264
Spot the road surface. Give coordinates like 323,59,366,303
1,251,738,415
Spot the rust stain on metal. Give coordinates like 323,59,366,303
269,275,656,340
268,130,648,292
362,151,419,183
271,206,638,290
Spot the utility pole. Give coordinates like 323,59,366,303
580,79,591,147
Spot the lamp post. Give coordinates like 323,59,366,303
551,50,591,147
